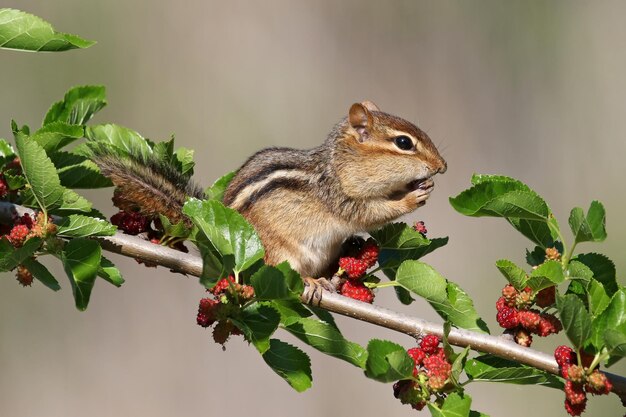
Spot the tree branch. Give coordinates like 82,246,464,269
1,201,625,402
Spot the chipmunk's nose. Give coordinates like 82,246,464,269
436,159,447,174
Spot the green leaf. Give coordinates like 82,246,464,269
205,171,236,201
450,346,471,386
557,294,592,349
371,223,448,305
275,261,304,295
590,289,626,351
495,259,528,290
183,198,264,274
4,172,26,190
97,256,124,287
61,238,101,310
574,253,618,296
174,147,195,176
262,339,312,392
269,299,313,324
51,151,112,189
364,339,414,382
428,392,472,417
450,178,549,220
527,260,564,291
85,124,152,160
395,261,489,332
284,317,367,368
465,354,563,389
507,218,556,248
57,215,116,237
31,122,84,152
158,214,191,239
193,231,233,287
234,302,280,353
0,237,42,272
250,264,298,300
0,138,16,162
21,258,60,291
14,132,64,211
587,279,610,318
604,328,626,359
53,188,92,213
0,9,95,52
44,86,106,126
568,201,607,244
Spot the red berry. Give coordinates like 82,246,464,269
496,296,507,311
407,347,426,366
211,276,236,296
110,210,150,235
518,309,541,332
536,313,562,336
564,398,586,416
338,257,369,279
15,213,35,228
16,265,33,287
340,280,374,303
413,221,427,235
586,370,613,395
535,286,556,307
555,345,576,367
8,224,30,247
196,312,212,327
420,334,440,355
496,306,519,329
564,380,586,405
358,238,380,268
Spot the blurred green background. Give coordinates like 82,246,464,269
1,1,624,416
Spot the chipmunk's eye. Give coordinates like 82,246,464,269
393,135,414,151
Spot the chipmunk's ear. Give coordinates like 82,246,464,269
360,100,380,112
349,103,373,142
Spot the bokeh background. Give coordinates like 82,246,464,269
1,2,624,416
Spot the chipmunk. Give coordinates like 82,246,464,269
90,101,446,300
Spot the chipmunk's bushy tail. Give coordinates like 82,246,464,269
88,143,204,224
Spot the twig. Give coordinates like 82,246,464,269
1,201,625,402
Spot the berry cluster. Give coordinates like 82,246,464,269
495,284,561,346
196,275,255,346
393,335,453,411
336,237,379,303
1,212,57,287
554,345,613,416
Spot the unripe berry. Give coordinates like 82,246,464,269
567,365,585,384
501,284,518,306
545,247,561,261
212,321,233,345
514,328,533,347
423,355,451,391
16,265,33,286
586,370,613,395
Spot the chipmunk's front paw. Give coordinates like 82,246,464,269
302,277,336,305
